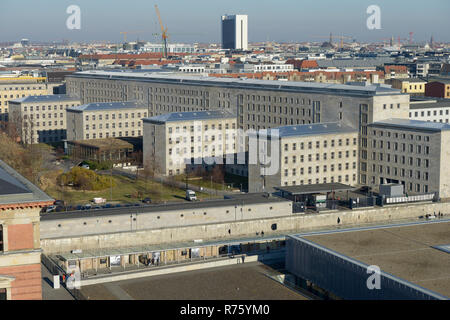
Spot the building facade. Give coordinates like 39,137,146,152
425,80,450,99
66,70,410,185
8,95,80,144
389,78,427,96
66,102,147,141
0,77,48,122
409,100,450,123
0,160,53,300
143,110,237,176
248,123,359,193
221,14,248,50
367,118,450,198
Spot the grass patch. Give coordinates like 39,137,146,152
43,173,213,205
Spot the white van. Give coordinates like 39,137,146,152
186,189,197,201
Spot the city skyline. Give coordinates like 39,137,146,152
1,0,450,44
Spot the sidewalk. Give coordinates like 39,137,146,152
41,263,74,300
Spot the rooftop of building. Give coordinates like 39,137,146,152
68,70,404,97
410,99,450,109
143,110,236,124
0,159,53,208
392,77,428,83
9,94,79,104
66,101,145,113
294,219,450,298
255,122,357,139
369,118,450,132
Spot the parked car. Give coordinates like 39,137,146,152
142,197,152,204
54,200,65,206
102,203,112,209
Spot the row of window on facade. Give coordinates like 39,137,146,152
284,163,357,176
24,120,64,127
23,113,64,120
169,144,236,155
85,112,147,121
410,109,450,118
22,104,76,112
284,138,357,152
371,165,430,181
284,151,357,164
371,153,431,168
86,122,141,130
168,133,236,144
283,174,357,186
382,103,402,109
1,86,44,91
371,140,431,155
85,130,141,139
168,123,236,134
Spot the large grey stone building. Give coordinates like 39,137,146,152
8,94,80,144
66,70,410,184
248,122,359,192
367,118,450,198
143,110,237,176
66,101,147,141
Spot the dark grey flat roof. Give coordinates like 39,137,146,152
0,160,53,205
9,94,79,104
143,110,236,124
67,70,404,97
256,122,357,139
370,118,450,132
67,101,146,113
410,100,450,110
275,183,354,195
40,193,289,221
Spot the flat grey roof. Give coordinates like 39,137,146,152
40,193,289,221
9,94,79,104
297,220,450,298
370,118,450,132
67,101,146,113
275,183,354,195
393,78,427,83
410,100,450,110
143,110,236,124
0,160,53,205
256,122,357,139
68,70,403,97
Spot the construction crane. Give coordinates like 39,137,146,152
154,4,169,58
120,31,144,43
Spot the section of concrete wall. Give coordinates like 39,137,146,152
41,201,450,254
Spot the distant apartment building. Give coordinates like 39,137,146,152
381,65,409,80
143,110,237,176
221,14,248,50
66,70,410,184
248,123,359,193
0,77,48,121
0,160,54,300
389,78,427,96
8,95,80,144
425,79,450,99
367,119,450,198
66,102,147,141
409,100,450,123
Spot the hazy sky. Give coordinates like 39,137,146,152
1,0,449,43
